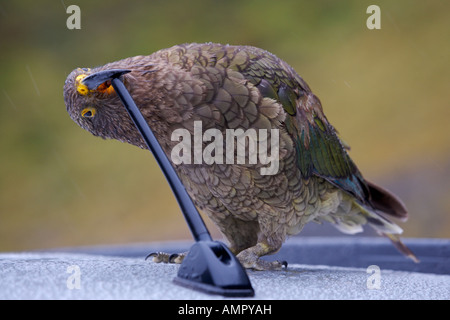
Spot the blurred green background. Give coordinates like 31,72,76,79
0,0,449,252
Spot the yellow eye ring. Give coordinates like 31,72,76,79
81,107,96,118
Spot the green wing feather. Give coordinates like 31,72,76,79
232,49,370,203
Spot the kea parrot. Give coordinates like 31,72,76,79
64,43,418,270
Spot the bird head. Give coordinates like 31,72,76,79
63,66,153,148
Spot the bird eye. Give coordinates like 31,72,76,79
81,107,96,118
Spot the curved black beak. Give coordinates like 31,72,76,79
81,69,131,90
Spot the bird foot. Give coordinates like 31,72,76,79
243,259,287,271
145,252,186,264
237,251,287,271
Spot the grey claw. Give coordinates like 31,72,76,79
145,252,170,263
145,252,157,261
168,253,179,263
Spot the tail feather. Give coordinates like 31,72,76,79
364,181,419,262
353,202,419,263
354,202,403,235
326,182,418,262
381,232,420,263
367,181,408,221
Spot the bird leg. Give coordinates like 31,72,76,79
212,215,287,270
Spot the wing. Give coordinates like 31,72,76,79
287,100,370,203
233,50,371,204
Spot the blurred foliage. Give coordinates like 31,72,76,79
0,0,449,251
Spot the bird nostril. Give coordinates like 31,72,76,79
75,74,89,95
